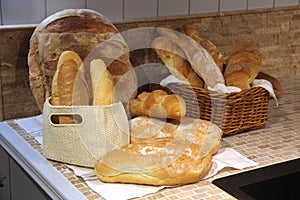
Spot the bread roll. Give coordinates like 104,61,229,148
129,116,222,156
129,90,186,119
224,42,262,90
94,139,213,186
184,24,224,72
151,36,204,88
28,9,136,111
256,72,281,97
90,59,114,105
156,26,225,88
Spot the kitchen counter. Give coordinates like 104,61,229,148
0,75,299,200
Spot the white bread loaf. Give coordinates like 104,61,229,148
224,42,262,90
129,116,222,156
129,90,186,119
94,139,213,186
90,59,114,106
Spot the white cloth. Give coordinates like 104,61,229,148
161,75,278,106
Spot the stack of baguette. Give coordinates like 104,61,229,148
151,24,281,96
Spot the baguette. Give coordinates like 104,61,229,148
184,24,224,72
156,26,224,88
56,59,80,124
224,42,262,90
94,139,213,186
129,90,186,119
151,36,204,88
90,59,114,106
51,51,82,106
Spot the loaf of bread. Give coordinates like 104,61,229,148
51,51,83,106
151,35,204,88
94,139,213,186
28,9,136,111
129,90,186,119
129,116,222,156
224,42,262,90
155,26,225,88
90,59,114,106
184,24,224,72
256,72,281,97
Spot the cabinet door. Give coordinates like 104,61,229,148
10,158,51,200
0,146,10,200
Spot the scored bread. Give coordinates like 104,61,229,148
90,59,114,106
94,139,213,186
129,116,222,156
129,90,186,119
151,35,204,88
183,24,224,72
224,42,262,90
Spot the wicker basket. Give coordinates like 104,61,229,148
168,83,270,135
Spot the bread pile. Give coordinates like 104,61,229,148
94,116,222,186
28,9,137,111
151,24,281,96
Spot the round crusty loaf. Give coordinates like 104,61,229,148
28,9,136,111
94,138,213,186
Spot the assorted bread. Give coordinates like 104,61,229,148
28,8,280,187
28,8,137,111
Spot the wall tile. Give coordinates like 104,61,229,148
190,0,219,14
1,0,45,25
158,0,189,16
220,0,247,12
87,0,123,21
0,6,2,25
46,0,86,16
124,0,157,19
274,0,299,7
248,0,274,9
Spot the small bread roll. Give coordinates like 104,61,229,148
90,59,114,106
129,90,186,119
224,42,262,90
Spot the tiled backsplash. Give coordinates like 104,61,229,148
0,0,299,25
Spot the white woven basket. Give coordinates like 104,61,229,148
42,98,130,167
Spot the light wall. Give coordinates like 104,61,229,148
0,0,299,25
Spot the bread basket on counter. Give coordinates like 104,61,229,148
168,83,269,135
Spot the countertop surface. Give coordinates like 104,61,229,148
1,75,300,200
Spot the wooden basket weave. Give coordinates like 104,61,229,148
168,83,270,135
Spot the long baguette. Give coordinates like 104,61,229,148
151,36,204,88
156,26,225,88
90,59,114,106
